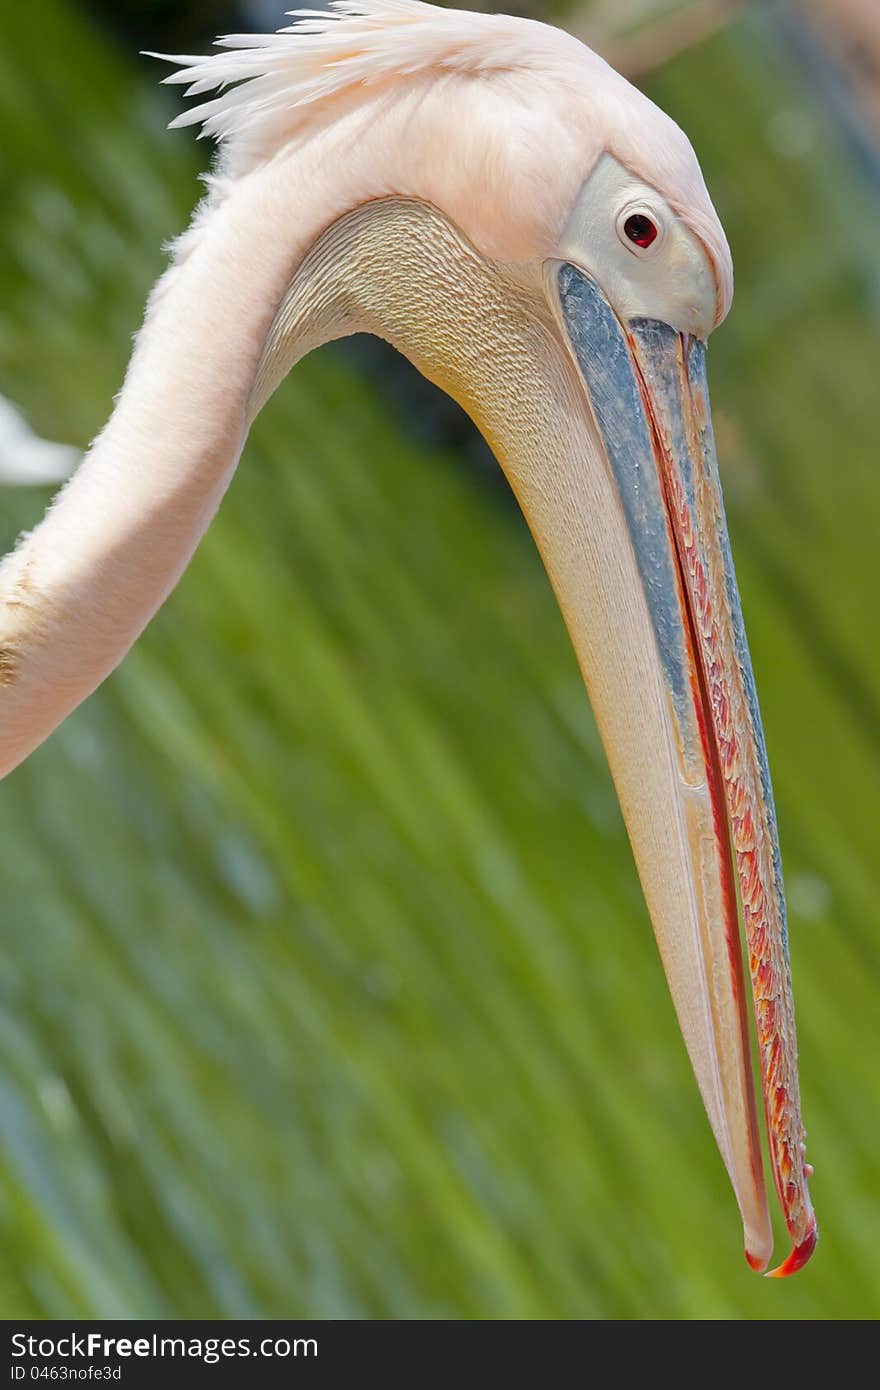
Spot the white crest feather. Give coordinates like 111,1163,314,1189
150,0,581,179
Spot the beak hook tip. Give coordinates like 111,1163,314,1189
764,1218,818,1278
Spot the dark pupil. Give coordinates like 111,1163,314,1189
624,214,657,248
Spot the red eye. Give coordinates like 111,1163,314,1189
624,213,658,249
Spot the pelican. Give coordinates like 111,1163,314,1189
0,1,816,1275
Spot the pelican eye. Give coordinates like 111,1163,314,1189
623,213,658,249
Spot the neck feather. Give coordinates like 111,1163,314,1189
0,143,367,777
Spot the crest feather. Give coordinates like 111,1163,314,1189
150,1,580,178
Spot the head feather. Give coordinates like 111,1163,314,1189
152,1,586,178
151,1,732,318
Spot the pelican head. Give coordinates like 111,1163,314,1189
0,1,815,1275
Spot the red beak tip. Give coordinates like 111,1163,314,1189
744,1247,768,1273
765,1219,818,1279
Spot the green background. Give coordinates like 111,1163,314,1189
0,0,877,1317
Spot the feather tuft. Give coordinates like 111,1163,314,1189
149,1,581,178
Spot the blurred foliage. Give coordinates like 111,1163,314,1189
1,0,878,1319
76,0,240,50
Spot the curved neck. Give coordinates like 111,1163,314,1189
0,146,368,777
0,126,562,780
0,64,563,778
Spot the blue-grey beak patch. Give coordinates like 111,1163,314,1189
555,262,699,774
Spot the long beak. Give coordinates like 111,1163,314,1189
546,261,816,1276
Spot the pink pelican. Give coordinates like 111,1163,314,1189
0,2,816,1275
